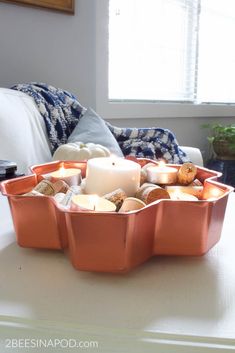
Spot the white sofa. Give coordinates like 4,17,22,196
0,88,203,174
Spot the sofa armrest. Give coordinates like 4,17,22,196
0,88,52,174
180,146,203,167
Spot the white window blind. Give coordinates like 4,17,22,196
109,0,235,104
197,0,235,103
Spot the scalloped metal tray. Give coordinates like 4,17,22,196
1,159,233,273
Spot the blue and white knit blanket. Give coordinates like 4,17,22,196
11,83,85,153
12,83,189,163
107,124,189,164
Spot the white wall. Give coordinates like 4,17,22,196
0,0,96,107
0,0,234,162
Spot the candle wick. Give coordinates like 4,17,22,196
112,162,115,166
93,204,96,211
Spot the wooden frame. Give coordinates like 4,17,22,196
0,0,74,14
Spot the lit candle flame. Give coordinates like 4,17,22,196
88,195,99,211
59,166,66,177
207,187,222,200
158,160,166,167
108,153,118,167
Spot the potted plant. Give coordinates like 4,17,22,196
203,123,235,160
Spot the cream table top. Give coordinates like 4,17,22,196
0,193,235,352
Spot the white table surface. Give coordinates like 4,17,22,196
0,193,235,352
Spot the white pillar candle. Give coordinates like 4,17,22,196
146,164,178,185
50,167,82,187
71,194,116,212
85,157,141,196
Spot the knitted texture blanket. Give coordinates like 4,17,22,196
106,124,189,164
12,83,189,163
11,82,85,153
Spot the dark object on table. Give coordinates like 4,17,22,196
206,159,235,188
0,160,24,181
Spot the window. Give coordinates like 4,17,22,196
109,0,198,102
197,0,235,103
96,0,235,118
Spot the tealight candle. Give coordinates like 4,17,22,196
204,186,223,201
146,162,178,185
165,185,203,198
119,197,146,212
169,191,198,201
71,194,116,212
85,157,141,196
50,167,82,187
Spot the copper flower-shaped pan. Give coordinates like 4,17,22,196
1,159,233,273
